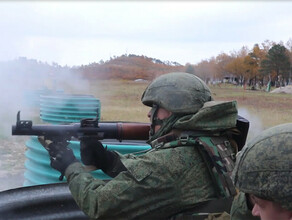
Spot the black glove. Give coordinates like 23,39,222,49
38,137,78,180
80,137,117,172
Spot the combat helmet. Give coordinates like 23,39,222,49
232,123,292,211
141,72,213,114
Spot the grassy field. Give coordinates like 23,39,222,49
210,85,292,128
87,80,291,123
87,80,150,122
84,80,292,141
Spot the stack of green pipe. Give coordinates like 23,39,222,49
24,94,150,186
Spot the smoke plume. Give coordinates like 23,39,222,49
0,57,90,137
238,107,264,143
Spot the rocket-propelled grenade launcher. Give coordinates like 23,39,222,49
12,111,150,181
12,111,150,142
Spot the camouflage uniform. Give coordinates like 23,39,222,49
232,123,292,217
65,73,239,219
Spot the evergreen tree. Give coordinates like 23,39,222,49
260,44,290,86
185,63,195,74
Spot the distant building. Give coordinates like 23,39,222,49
223,74,238,84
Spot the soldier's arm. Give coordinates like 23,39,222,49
64,157,177,219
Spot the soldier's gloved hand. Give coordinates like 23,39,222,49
80,136,117,172
38,137,79,180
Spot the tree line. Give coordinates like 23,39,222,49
4,39,292,90
188,39,292,88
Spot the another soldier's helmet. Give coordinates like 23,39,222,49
141,72,213,114
232,123,292,211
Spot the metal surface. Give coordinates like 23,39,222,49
0,183,89,220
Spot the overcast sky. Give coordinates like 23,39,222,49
1,1,292,66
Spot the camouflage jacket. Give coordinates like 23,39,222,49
65,101,238,219
65,144,219,219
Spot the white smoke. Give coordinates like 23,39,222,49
0,57,95,191
238,107,264,143
0,57,90,137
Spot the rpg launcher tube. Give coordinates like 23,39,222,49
12,122,150,141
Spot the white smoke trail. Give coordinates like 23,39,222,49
0,58,90,137
238,107,264,143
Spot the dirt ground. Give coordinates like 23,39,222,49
0,138,27,192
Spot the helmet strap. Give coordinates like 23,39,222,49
149,104,163,136
148,114,181,144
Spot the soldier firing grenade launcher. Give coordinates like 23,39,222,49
12,111,150,180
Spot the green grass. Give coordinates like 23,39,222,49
85,80,292,142
210,84,292,129
88,80,150,122
86,80,291,127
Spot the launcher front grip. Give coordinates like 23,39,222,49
12,111,150,141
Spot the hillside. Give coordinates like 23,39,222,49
0,55,188,83
77,54,186,80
